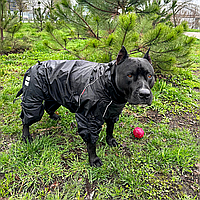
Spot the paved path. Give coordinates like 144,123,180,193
184,32,200,39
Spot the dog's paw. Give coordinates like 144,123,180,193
106,137,118,147
22,135,33,144
90,157,103,167
49,113,61,121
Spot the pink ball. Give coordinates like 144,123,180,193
133,127,144,138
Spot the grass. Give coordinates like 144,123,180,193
0,23,200,199
187,29,200,32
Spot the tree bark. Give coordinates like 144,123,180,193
1,28,3,42
1,4,4,42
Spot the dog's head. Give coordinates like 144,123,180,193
114,46,155,105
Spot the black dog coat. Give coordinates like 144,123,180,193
19,60,126,144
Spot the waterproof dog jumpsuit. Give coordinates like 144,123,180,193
19,60,126,144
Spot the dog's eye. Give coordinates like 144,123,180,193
148,74,152,79
127,74,132,78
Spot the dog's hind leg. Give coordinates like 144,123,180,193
20,101,45,143
44,99,61,121
105,120,118,147
22,125,33,143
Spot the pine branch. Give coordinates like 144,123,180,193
121,20,132,46
83,0,119,15
129,48,143,54
44,43,63,51
143,27,162,46
49,31,83,59
111,22,118,33
67,3,99,39
153,57,175,63
143,28,182,47
150,48,181,54
155,35,180,46
175,51,190,59
105,0,118,7
156,63,173,71
56,9,88,29
134,7,152,14
174,1,192,14
66,17,88,29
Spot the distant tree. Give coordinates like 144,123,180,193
15,0,29,21
34,1,47,31
0,0,23,54
0,0,7,42
28,0,38,20
171,1,200,28
41,0,55,18
170,0,192,27
0,0,21,42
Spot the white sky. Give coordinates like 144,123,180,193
192,0,200,4
177,0,200,5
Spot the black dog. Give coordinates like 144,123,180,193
16,46,155,167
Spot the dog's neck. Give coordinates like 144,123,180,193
104,62,127,104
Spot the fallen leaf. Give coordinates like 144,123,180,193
50,181,59,189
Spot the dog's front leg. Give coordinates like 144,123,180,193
87,142,103,167
22,125,33,143
106,120,118,147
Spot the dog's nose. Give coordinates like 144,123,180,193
139,88,150,99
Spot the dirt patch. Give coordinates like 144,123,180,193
139,109,200,137
0,46,29,56
0,134,17,152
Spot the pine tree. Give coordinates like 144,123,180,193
0,1,21,42
82,13,195,72
0,0,23,54
126,17,195,72
15,0,28,21
34,1,47,31
46,0,195,73
0,0,7,42
41,0,57,20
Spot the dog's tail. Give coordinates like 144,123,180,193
16,88,23,98
13,68,31,103
13,88,23,103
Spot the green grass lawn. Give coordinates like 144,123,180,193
0,23,200,200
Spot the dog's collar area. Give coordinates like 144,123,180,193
104,64,127,104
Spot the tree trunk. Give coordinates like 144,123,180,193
1,28,3,42
40,20,43,31
172,1,177,27
20,10,22,21
172,9,177,27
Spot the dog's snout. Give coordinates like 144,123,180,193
139,88,150,99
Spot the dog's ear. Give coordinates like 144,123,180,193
116,46,128,65
143,48,152,64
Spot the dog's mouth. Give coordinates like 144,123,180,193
128,99,152,106
127,88,153,106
